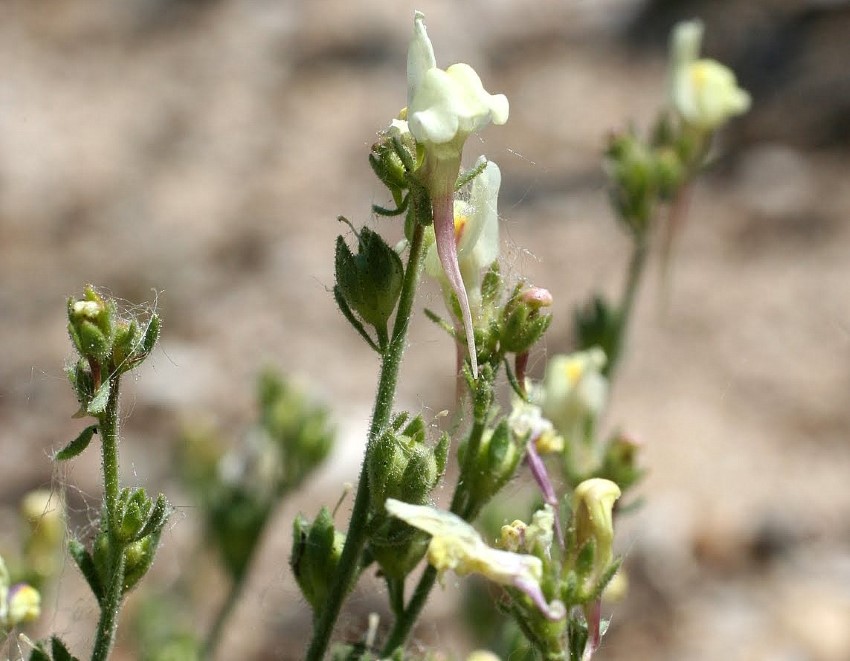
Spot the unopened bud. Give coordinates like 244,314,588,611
335,227,404,331
573,478,621,580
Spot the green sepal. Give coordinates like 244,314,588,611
87,378,111,416
55,424,97,461
398,445,438,505
141,313,161,358
123,531,161,594
587,557,623,602
28,647,51,661
111,320,139,369
134,493,171,542
68,539,104,605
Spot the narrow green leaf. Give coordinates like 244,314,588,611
68,539,104,605
55,425,97,461
86,378,110,415
141,314,161,356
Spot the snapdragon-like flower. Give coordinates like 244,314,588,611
541,348,608,438
386,498,565,620
425,157,502,318
669,19,751,131
407,11,509,377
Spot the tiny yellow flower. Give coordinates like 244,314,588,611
670,20,751,131
5,584,41,626
386,498,565,620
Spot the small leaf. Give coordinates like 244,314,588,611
87,378,111,415
69,539,104,605
141,314,161,356
55,425,97,461
51,637,79,661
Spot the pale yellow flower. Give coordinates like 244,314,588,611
386,498,565,620
670,20,751,131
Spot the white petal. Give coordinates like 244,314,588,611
408,11,437,109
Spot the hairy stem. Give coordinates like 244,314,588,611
305,221,426,661
91,377,125,661
381,418,487,654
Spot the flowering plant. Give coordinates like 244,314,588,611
15,10,750,661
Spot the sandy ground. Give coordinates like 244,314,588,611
1,0,849,659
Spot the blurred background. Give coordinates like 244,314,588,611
1,0,849,659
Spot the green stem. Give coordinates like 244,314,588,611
91,377,125,661
203,568,248,660
305,222,426,661
606,238,648,382
381,418,487,655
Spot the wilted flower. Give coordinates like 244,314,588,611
386,498,564,620
669,19,751,131
407,11,509,377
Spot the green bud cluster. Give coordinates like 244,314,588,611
68,488,170,606
290,508,346,613
367,413,449,579
335,227,404,350
457,421,521,515
178,370,335,583
598,433,644,492
500,284,554,356
66,286,160,418
258,369,335,494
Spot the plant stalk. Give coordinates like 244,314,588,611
305,221,426,661
91,377,125,661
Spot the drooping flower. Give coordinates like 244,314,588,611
425,157,502,318
385,498,565,620
407,11,509,377
669,19,751,131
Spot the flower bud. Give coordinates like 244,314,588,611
573,478,621,584
290,508,345,611
335,227,404,331
605,132,657,234
600,432,644,492
500,285,553,355
21,490,65,586
67,287,115,364
459,421,521,508
123,534,159,594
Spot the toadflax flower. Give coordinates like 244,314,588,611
407,11,509,377
669,19,751,131
386,498,565,620
425,156,502,321
541,348,608,439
